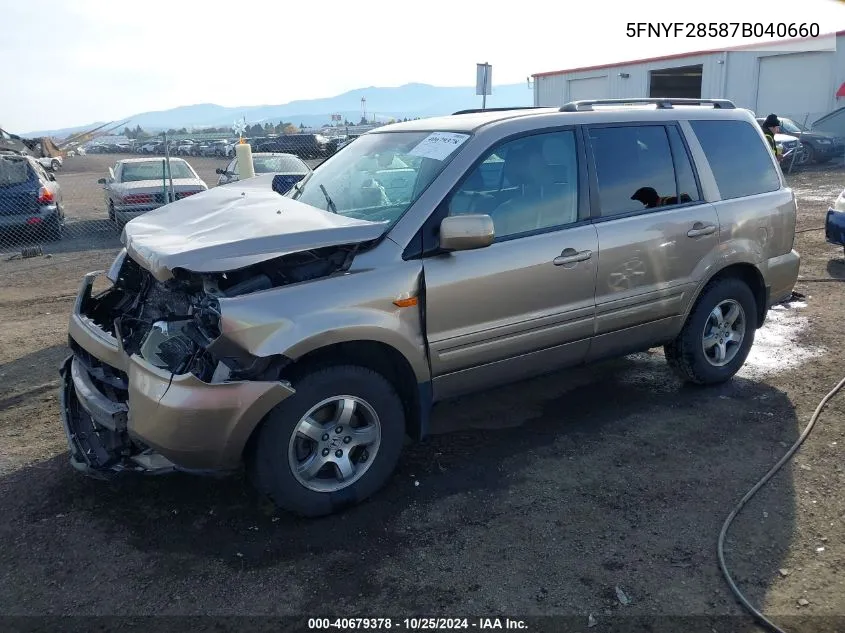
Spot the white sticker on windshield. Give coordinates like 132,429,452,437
407,132,470,161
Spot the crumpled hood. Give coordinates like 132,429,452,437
122,173,388,281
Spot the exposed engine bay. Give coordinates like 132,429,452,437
81,245,359,383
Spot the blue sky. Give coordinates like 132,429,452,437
3,0,844,133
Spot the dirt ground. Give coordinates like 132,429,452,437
0,154,843,632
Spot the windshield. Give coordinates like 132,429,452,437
290,130,469,227
779,118,805,135
251,155,309,174
121,160,196,182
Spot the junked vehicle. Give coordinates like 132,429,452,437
61,99,800,517
98,157,208,228
773,117,845,165
37,155,62,172
0,152,64,241
216,152,311,191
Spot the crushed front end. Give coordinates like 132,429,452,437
60,249,301,477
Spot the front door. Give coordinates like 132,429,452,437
421,129,598,400
583,122,721,361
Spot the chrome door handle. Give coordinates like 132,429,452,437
687,223,717,237
553,248,592,266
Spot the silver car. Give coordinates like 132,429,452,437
216,152,311,191
99,157,208,228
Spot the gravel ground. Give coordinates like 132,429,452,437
0,155,843,633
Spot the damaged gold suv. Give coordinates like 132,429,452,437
61,99,800,517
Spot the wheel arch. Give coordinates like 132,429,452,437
686,262,768,329
245,339,432,461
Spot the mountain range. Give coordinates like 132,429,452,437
24,82,535,138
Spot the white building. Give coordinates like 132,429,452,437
532,31,845,126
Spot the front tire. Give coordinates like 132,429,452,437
247,365,406,517
664,277,757,385
802,144,815,165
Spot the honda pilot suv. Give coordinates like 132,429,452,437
60,99,800,517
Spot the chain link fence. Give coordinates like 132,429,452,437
1,114,843,300
0,132,343,304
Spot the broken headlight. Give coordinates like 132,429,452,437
139,320,196,373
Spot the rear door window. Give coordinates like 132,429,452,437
587,125,684,217
688,120,780,200
0,157,31,186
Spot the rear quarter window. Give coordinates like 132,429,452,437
688,120,780,200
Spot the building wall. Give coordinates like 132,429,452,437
723,41,845,123
534,34,845,125
535,53,723,107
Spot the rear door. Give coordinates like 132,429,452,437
583,122,720,361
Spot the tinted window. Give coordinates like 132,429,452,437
589,125,682,217
689,120,780,200
448,131,579,239
667,126,701,203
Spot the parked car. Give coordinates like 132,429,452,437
334,136,357,152
37,155,62,172
138,142,160,154
98,157,208,228
825,184,845,255
776,117,845,164
195,142,216,157
60,99,800,517
175,140,195,156
216,152,311,190
255,133,332,159
0,152,64,241
203,140,229,157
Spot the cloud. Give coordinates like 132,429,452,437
4,0,845,132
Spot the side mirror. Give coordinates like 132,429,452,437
97,178,107,185
439,214,495,252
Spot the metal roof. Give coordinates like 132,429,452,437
532,29,845,78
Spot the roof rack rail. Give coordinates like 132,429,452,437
560,98,736,112
451,106,548,115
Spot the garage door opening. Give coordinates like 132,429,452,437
648,64,703,99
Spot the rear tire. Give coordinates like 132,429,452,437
247,365,406,517
664,277,757,385
50,160,60,171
